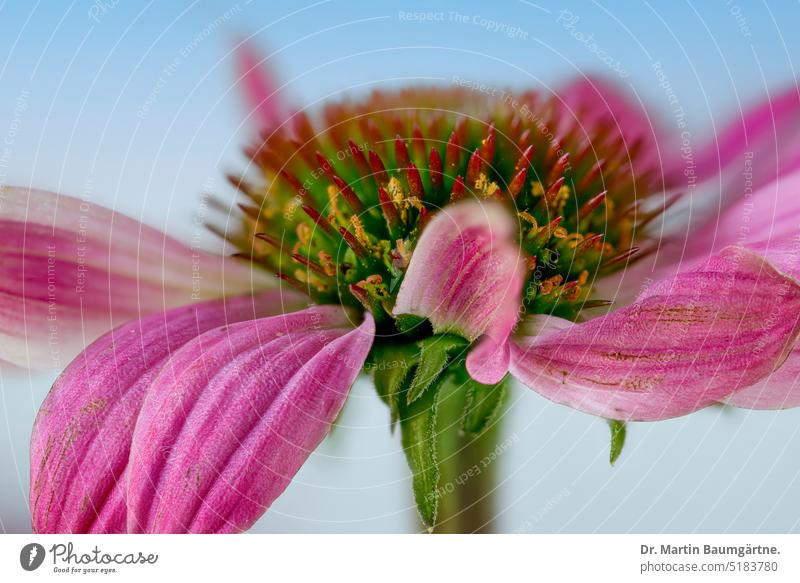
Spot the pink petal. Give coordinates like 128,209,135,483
721,238,800,409
393,200,524,352
127,306,374,533
466,335,511,385
235,39,286,132
510,246,800,421
29,289,305,533
676,84,800,191
0,187,266,368
724,350,800,410
685,169,800,263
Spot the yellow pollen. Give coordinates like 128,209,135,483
318,251,335,276
560,284,582,302
386,177,409,221
327,185,341,215
552,226,568,239
296,223,312,246
564,233,585,249
531,181,545,197
387,177,405,205
539,274,563,296
394,239,412,268
406,196,425,211
474,173,499,198
350,215,369,247
518,211,538,229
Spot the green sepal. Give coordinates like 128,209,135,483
607,419,627,466
398,372,443,531
370,342,419,427
394,313,427,334
406,334,467,405
460,373,508,436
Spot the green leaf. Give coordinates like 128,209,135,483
399,375,443,531
371,343,418,426
461,374,508,436
607,419,626,466
406,334,467,405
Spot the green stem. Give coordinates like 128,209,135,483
433,379,501,534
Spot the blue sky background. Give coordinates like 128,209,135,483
2,0,800,533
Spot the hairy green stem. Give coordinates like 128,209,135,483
433,379,502,534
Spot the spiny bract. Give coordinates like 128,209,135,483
222,87,666,332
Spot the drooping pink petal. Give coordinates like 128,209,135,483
29,289,306,534
670,84,800,192
510,246,800,421
684,168,800,262
392,200,524,384
720,237,800,409
126,305,374,533
235,39,286,133
724,351,800,410
0,187,267,368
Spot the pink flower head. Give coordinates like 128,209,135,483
12,43,800,532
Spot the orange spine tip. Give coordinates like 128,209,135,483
603,246,640,267
406,162,424,200
451,175,466,201
331,175,364,213
577,159,605,191
466,148,482,185
518,128,531,151
428,148,443,191
514,144,534,172
291,252,327,276
394,135,410,169
508,167,527,199
280,170,308,201
545,176,565,201
548,152,570,184
254,232,282,249
348,140,371,177
578,191,607,221
301,204,337,238
445,131,460,171
378,187,399,229
481,123,496,165
368,150,388,183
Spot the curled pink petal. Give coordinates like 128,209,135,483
0,187,266,368
510,246,800,421
29,289,305,533
466,335,510,385
127,306,374,533
235,39,286,132
393,200,524,345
